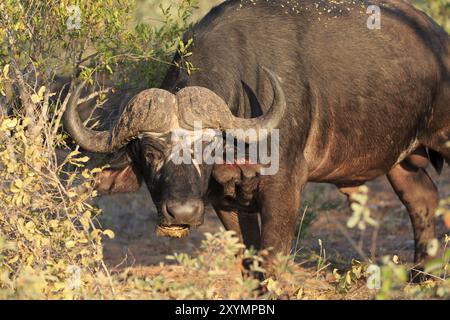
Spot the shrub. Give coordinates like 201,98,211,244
413,0,449,33
0,0,197,299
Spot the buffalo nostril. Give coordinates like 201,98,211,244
164,199,204,225
165,202,176,218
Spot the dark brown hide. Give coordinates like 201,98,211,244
94,165,142,195
159,0,450,268
68,0,450,275
387,162,438,263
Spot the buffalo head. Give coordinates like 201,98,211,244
64,67,286,236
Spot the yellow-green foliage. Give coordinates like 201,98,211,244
413,0,450,33
0,116,116,299
100,230,306,300
0,0,197,299
333,260,368,294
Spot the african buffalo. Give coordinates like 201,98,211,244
65,0,450,270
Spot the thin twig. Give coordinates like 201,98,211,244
370,209,387,262
331,219,370,261
292,205,308,261
409,268,445,282
76,88,112,105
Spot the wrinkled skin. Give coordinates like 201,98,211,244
85,0,449,277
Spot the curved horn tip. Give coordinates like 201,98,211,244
260,66,281,82
71,79,89,97
64,78,116,154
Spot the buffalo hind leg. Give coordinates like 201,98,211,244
387,161,438,269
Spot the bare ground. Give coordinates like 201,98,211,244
98,167,450,299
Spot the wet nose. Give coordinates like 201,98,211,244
164,199,205,226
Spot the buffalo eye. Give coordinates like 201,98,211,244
144,151,156,163
144,149,165,169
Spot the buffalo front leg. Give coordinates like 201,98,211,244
257,168,306,264
213,207,261,251
387,162,438,264
213,207,263,281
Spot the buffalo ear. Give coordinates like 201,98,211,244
94,164,142,195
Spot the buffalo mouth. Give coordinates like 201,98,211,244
156,224,190,238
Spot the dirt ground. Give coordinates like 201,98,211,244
98,166,450,299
